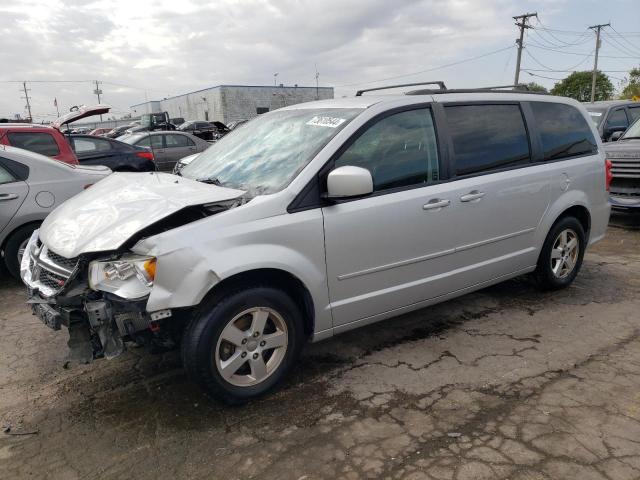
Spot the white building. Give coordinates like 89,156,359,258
130,84,334,124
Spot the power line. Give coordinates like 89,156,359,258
601,31,640,58
333,45,514,88
533,18,591,48
524,48,593,72
526,43,638,59
608,24,640,51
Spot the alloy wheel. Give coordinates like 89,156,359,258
550,228,579,279
215,307,288,387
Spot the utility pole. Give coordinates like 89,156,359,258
93,80,103,121
315,64,319,100
21,81,33,122
513,12,537,86
589,23,610,103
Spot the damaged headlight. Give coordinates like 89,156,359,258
89,255,156,299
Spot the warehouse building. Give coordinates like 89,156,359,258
130,84,334,124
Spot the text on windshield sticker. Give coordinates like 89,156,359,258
306,116,347,128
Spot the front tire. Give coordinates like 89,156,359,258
181,286,304,404
3,224,38,279
534,216,586,290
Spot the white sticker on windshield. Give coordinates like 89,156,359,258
306,116,346,128
588,111,603,116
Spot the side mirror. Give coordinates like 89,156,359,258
326,166,373,199
609,131,624,142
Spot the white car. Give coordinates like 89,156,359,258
1,145,110,277
21,85,610,404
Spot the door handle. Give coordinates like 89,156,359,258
423,199,450,211
0,193,19,201
460,191,486,202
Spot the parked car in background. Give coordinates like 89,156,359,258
0,145,110,277
172,151,202,174
127,112,176,134
170,117,185,127
227,119,248,130
105,125,133,138
584,100,640,142
177,120,229,141
89,128,111,136
177,121,215,140
604,117,640,209
71,127,92,134
0,105,112,166
21,87,610,404
119,131,209,171
0,124,79,164
69,135,155,172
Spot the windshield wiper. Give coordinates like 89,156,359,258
196,176,223,186
620,136,640,140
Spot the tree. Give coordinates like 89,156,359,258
525,82,548,93
550,71,614,102
620,67,640,99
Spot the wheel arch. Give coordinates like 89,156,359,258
1,219,42,253
198,268,316,338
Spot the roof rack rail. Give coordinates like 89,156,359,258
406,84,549,96
355,81,447,96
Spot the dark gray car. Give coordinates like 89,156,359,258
120,131,210,171
584,100,640,142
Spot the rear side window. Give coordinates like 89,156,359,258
606,108,628,130
0,164,16,184
73,137,112,153
445,104,530,176
628,106,640,124
135,135,163,148
166,134,195,147
530,102,597,161
334,108,440,191
7,132,60,157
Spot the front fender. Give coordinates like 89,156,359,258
133,209,333,334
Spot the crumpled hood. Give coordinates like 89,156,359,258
40,172,245,258
604,140,640,157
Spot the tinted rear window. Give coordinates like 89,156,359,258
7,132,60,156
530,102,597,161
445,104,530,176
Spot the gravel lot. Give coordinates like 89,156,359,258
1,213,639,480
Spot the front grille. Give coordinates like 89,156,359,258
45,249,78,271
27,243,79,297
610,157,640,179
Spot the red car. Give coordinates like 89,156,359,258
0,105,110,165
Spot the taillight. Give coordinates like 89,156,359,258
136,151,154,161
605,159,613,192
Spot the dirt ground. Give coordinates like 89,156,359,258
1,213,640,480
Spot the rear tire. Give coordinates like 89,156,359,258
181,286,305,405
3,224,38,279
534,216,585,290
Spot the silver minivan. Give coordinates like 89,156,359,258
21,85,611,404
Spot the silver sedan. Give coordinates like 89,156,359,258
120,131,210,172
0,145,111,277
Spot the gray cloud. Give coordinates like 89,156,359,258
2,0,636,121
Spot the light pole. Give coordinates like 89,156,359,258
274,73,279,86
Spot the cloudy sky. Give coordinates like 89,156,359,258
1,0,639,121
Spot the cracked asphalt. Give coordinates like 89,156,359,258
1,213,640,480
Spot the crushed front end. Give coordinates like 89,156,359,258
20,231,174,362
